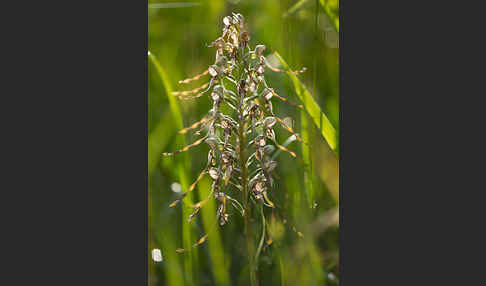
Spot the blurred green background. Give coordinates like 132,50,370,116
149,0,339,285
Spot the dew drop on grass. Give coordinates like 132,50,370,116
171,182,181,193
151,249,162,262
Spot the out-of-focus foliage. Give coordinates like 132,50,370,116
149,1,339,285
274,51,338,154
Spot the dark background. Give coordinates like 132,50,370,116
2,0,480,285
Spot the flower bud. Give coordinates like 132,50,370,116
209,168,219,180
233,13,244,23
255,181,266,193
259,137,266,147
211,85,223,101
266,128,276,141
240,31,250,44
222,151,232,163
208,65,220,77
264,117,277,128
205,137,219,149
223,16,233,26
215,55,227,66
263,88,273,100
255,45,266,56
257,65,265,74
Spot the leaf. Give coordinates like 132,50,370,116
283,0,311,18
301,111,315,208
282,0,339,33
273,51,338,153
148,51,184,131
197,177,230,286
148,111,172,174
148,51,197,284
320,0,339,32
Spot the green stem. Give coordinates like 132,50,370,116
254,204,266,270
238,82,258,286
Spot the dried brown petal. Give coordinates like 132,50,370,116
193,235,207,247
240,31,250,44
188,206,200,223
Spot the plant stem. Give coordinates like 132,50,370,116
254,203,266,270
238,82,258,286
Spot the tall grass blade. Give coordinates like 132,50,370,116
198,177,230,286
283,0,311,18
282,0,339,33
319,0,339,32
148,51,184,131
301,112,315,208
148,111,173,174
150,185,185,286
273,51,338,154
148,51,197,285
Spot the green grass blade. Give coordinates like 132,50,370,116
150,185,185,286
198,177,231,286
319,0,339,32
148,51,197,285
282,0,339,33
148,111,173,174
273,51,338,153
301,112,315,208
283,0,311,18
148,51,184,131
